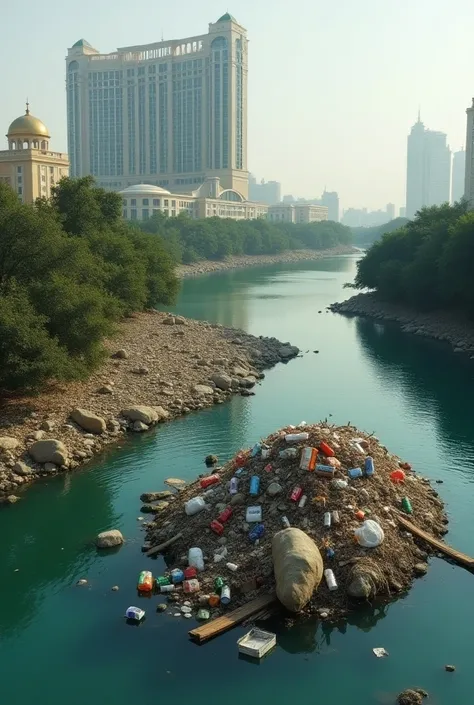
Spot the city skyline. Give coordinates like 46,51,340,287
2,0,473,210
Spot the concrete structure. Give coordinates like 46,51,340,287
386,203,395,221
66,14,249,199
267,203,328,224
119,178,268,221
406,115,451,218
249,175,281,205
320,190,339,222
0,104,69,202
451,149,465,203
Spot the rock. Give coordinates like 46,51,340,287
414,562,428,576
13,461,33,476
267,482,283,497
107,419,121,433
205,454,218,466
162,316,176,325
141,501,170,513
230,493,245,506
7,495,20,504
133,420,149,432
397,689,424,705
215,502,226,513
0,437,20,452
347,573,373,598
132,366,149,375
164,477,187,490
272,528,323,612
121,406,168,425
27,430,45,441
96,530,124,548
240,376,257,389
174,316,186,325
217,537,227,545
71,408,106,435
278,345,299,359
445,664,456,672
97,385,113,395
40,420,55,432
232,366,249,377
29,439,68,465
210,372,232,391
113,349,129,359
43,463,58,473
156,603,167,612
140,491,174,502
193,384,214,396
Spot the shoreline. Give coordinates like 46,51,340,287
177,245,358,278
330,292,474,355
0,311,299,504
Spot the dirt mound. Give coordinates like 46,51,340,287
143,422,447,619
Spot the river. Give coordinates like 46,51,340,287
0,254,472,704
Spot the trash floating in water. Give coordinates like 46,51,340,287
237,628,277,659
125,606,145,622
373,647,389,658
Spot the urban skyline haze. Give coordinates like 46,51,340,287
2,0,473,210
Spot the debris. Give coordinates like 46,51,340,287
156,603,167,612
445,664,456,672
111,585,119,591
237,628,276,659
76,579,88,586
125,606,145,622
205,455,218,466
372,647,389,658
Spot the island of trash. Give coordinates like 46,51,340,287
140,422,448,622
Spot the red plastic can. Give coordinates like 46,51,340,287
218,506,233,523
184,566,197,580
319,441,335,457
290,486,303,503
200,474,220,489
210,520,224,536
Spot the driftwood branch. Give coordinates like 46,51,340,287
146,532,183,557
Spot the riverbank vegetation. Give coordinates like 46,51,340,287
0,178,178,392
138,210,352,263
353,201,474,314
351,217,409,247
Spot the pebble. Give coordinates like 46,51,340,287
183,613,192,619
173,613,181,617
183,600,191,607
137,517,144,521
181,606,192,614
156,603,167,612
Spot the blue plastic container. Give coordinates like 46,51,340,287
348,467,363,479
249,523,265,542
249,475,260,496
364,456,375,477
170,569,185,584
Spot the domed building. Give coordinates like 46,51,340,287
0,104,69,202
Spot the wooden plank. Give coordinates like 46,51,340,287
397,515,474,569
189,593,277,644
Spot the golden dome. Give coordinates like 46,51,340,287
8,104,50,138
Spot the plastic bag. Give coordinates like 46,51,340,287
354,520,384,548
188,547,205,571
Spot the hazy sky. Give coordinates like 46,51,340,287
2,0,473,210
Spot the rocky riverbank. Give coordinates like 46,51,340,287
177,245,358,278
330,293,474,356
0,310,299,504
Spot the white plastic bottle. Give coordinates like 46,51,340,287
188,547,205,571
184,496,206,516
324,569,338,591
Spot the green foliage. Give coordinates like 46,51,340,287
354,201,474,316
0,178,178,393
137,211,352,262
351,218,409,247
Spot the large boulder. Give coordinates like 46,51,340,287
13,461,33,476
96,529,124,548
193,384,214,396
210,372,232,391
71,408,106,435
140,491,174,502
29,439,68,465
279,345,300,359
121,406,169,425
272,528,323,612
0,437,20,452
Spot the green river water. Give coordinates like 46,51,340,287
1,254,473,704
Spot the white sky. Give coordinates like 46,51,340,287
2,0,472,211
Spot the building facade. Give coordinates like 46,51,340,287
0,105,69,202
248,175,281,204
66,14,249,199
320,190,339,222
267,203,328,224
451,149,465,203
406,116,451,218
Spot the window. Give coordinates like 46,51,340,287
142,198,149,205
130,209,137,220
18,186,23,195
142,209,149,219
131,198,136,206
17,166,22,173
171,210,176,216
164,199,169,206
17,176,22,184
123,209,127,218
153,198,160,206
172,200,176,207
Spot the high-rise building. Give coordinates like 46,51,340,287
451,149,465,203
465,99,474,205
399,206,406,218
248,175,281,204
406,115,451,218
0,104,69,202
319,190,339,222
386,203,395,221
66,13,249,198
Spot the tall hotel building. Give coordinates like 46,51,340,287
66,13,249,199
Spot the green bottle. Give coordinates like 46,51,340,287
155,575,171,587
401,497,413,514
214,576,224,592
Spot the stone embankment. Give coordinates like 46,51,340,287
330,293,474,356
0,311,299,504
178,245,357,278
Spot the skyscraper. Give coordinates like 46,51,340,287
464,99,474,206
406,115,451,218
66,14,249,198
451,149,466,203
320,190,339,222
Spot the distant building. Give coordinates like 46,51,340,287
399,206,406,217
465,99,474,205
0,104,69,202
386,203,395,221
66,13,249,198
341,207,392,227
282,194,295,203
267,203,328,224
248,175,281,204
406,115,451,218
320,190,339,222
451,149,466,203
119,177,268,221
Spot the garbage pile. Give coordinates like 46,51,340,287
142,422,447,621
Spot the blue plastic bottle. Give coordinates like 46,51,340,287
348,467,363,479
364,456,375,477
249,476,260,496
249,524,265,542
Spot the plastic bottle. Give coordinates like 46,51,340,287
160,584,175,593
364,456,375,477
323,512,332,527
188,547,205,571
290,486,303,503
300,447,317,471
226,562,238,572
155,575,171,587
319,441,335,457
246,505,262,522
137,570,153,593
220,585,231,605
183,579,200,593
285,432,310,443
218,506,233,523
332,510,340,524
249,524,265,542
324,568,338,591
208,594,220,607
401,497,413,514
170,569,184,584
298,494,308,508
249,476,260,496
200,474,220,489
281,516,291,528
251,443,261,457
315,464,335,477
214,576,224,592
326,548,335,559
229,477,238,495
210,520,224,536
348,467,363,479
261,447,271,460
184,566,197,580
184,496,206,516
